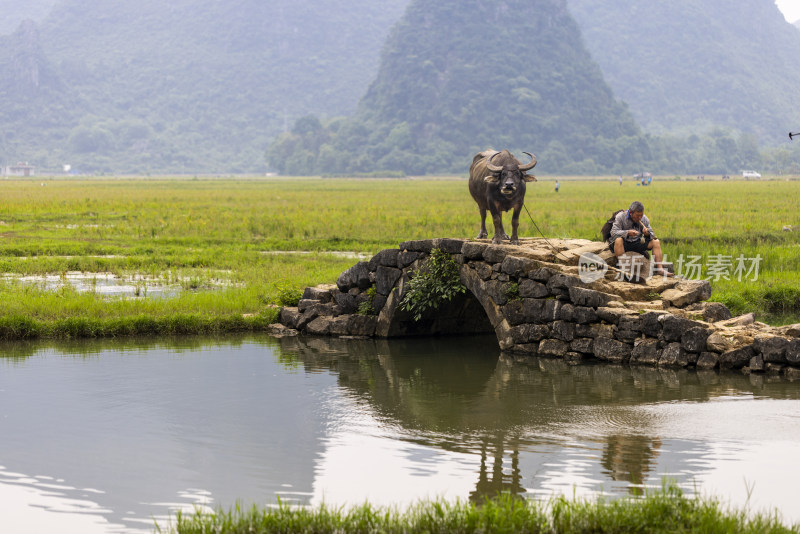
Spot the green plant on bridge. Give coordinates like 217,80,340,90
399,248,466,321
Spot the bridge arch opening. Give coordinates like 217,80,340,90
384,287,495,339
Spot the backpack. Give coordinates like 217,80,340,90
601,210,624,242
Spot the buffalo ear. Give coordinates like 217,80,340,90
523,174,537,182
483,174,500,184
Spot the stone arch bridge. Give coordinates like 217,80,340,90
272,238,800,378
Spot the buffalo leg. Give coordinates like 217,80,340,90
490,204,509,244
477,207,488,239
510,206,522,245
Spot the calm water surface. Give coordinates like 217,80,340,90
2,334,800,533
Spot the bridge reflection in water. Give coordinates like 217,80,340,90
274,334,800,507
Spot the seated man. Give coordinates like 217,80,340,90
609,201,671,276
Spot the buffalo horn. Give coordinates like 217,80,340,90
485,151,503,172
519,152,537,171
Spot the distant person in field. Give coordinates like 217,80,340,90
554,180,560,193
609,201,671,275
618,175,623,186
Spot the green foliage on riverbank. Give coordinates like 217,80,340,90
165,483,797,533
0,176,798,340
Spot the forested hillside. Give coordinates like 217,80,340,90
0,0,55,34
0,0,407,173
267,0,647,176
567,0,800,143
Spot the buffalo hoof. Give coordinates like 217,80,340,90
476,231,488,239
510,237,520,245
492,235,509,245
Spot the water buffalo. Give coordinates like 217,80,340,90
468,149,537,244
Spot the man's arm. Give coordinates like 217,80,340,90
609,211,628,242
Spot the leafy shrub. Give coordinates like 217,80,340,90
399,248,466,321
276,285,303,307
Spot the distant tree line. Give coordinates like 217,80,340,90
266,114,800,176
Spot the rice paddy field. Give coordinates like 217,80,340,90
0,174,798,338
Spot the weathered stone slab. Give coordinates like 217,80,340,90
336,261,371,291
569,287,621,308
685,301,732,323
720,313,755,327
596,307,638,325
660,315,705,342
575,322,615,339
306,316,332,335
266,323,299,337
368,249,401,271
719,345,755,369
302,284,336,302
706,332,731,353
696,352,719,370
570,337,594,354
462,241,489,260
658,342,690,367
483,245,509,264
398,240,434,253
519,279,549,298
397,250,424,268
787,339,800,365
529,267,554,282
631,338,659,365
432,238,465,254
753,334,789,363
375,266,402,296
551,321,576,342
573,306,598,324
660,280,712,308
640,311,666,337
593,337,632,363
539,338,569,357
682,326,710,353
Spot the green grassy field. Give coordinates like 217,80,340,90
0,175,798,338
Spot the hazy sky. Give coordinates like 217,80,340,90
776,0,800,23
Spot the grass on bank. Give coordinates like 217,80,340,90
163,483,798,534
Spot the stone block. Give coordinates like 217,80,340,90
432,238,465,254
529,267,554,282
658,342,690,367
685,301,732,323
719,345,755,369
570,337,594,354
593,337,632,363
569,286,620,308
575,323,615,339
573,306,599,324
631,338,659,365
511,324,551,343
539,338,569,357
551,320,576,342
681,326,710,353
501,255,536,277
559,303,575,322
483,245,509,264
660,315,705,342
347,315,377,336
375,266,402,296
462,241,489,260
705,333,732,353
660,279,712,308
336,261,371,291
398,240,434,253
519,279,549,298
786,339,800,365
753,334,789,363
306,316,332,335
639,311,666,338
696,352,719,370
368,249,401,271
397,250,424,268
749,354,764,372
302,284,335,302
596,307,638,325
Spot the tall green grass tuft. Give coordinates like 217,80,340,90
164,483,798,534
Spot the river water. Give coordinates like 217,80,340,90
2,334,800,533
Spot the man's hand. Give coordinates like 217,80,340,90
642,226,650,237
627,229,639,237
